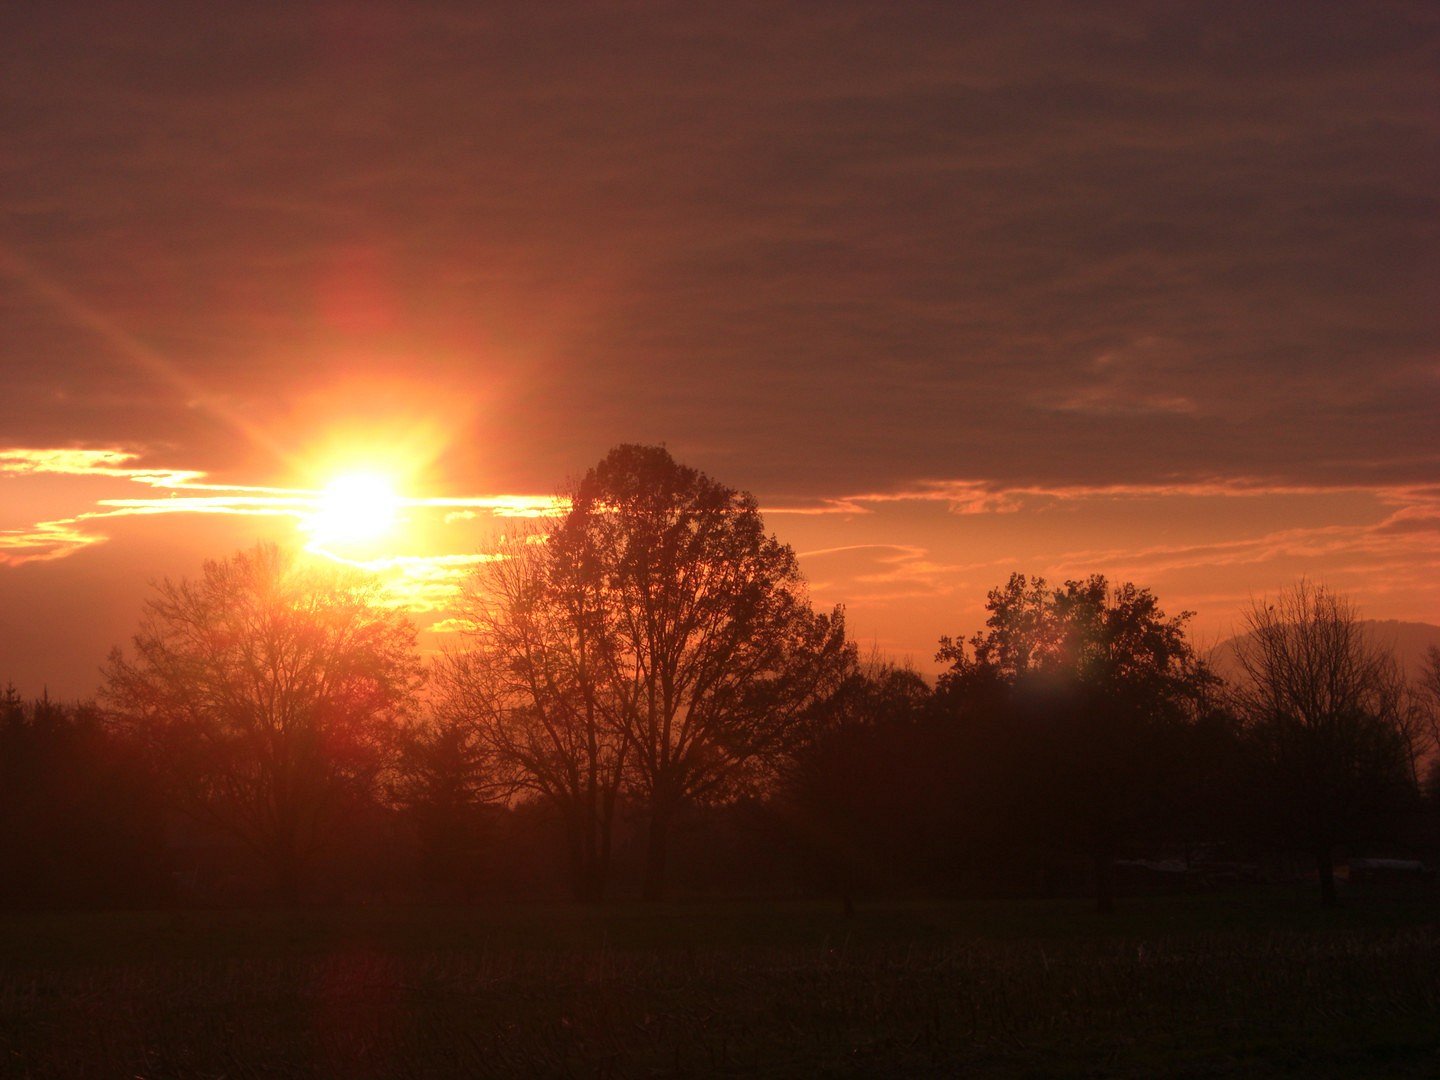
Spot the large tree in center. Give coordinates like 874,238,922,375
560,445,853,899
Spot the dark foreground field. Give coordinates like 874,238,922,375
1,893,1437,1078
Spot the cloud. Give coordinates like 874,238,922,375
798,542,977,602
0,446,308,566
1035,337,1203,417
775,476,1440,523
0,447,205,486
0,3,1433,500
0,446,552,620
1028,488,1440,602
0,518,106,564
782,476,1440,672
0,5,1436,692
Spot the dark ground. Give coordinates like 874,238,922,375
1,891,1437,1078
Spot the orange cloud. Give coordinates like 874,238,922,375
0,447,556,621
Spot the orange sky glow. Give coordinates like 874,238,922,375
4,441,1437,698
1,5,1436,697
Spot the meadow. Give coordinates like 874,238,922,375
1,892,1437,1078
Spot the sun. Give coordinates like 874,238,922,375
303,472,402,546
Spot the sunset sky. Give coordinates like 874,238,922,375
2,3,1437,698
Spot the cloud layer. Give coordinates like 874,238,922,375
0,4,1435,693
0,447,554,617
2,3,1434,496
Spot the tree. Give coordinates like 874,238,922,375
103,543,422,904
777,658,931,914
392,707,507,901
444,446,854,901
435,526,629,902
1409,646,1440,788
1422,647,1440,721
1420,648,1440,836
559,445,854,899
938,573,1218,912
0,688,168,907
1231,582,1414,906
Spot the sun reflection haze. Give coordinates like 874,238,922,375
303,472,403,547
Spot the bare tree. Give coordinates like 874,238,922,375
1231,582,1413,906
103,543,422,903
1412,646,1440,798
1422,647,1440,714
435,525,629,902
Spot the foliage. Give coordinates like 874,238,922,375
391,708,509,900
102,543,422,903
435,523,631,902
938,573,1216,708
937,573,1221,911
440,445,855,900
0,688,168,907
777,660,932,908
1231,581,1415,905
1413,645,1440,784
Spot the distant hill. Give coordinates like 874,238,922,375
1210,620,1440,684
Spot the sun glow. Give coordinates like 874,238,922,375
304,472,403,546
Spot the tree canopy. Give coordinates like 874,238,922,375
439,445,855,900
938,573,1219,911
1231,581,1414,906
103,543,422,903
436,524,631,902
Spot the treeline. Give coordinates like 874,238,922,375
4,445,1439,910
783,585,1440,913
0,691,167,906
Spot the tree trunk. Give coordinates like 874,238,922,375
565,820,589,903
560,803,613,904
642,810,670,901
273,845,303,907
1317,848,1338,908
574,867,602,904
1094,851,1115,915
576,852,607,905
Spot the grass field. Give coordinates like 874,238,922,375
1,892,1437,1077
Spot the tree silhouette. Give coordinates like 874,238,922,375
778,658,931,914
939,573,1218,912
392,706,508,901
0,688,167,907
1231,582,1413,906
560,446,854,899
444,446,854,901
103,543,422,904
436,525,630,902
1411,646,1440,787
